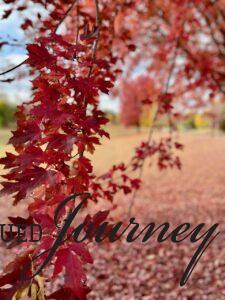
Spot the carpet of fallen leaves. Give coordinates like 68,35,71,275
0,130,225,299
87,131,225,300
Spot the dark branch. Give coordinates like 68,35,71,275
53,0,77,34
0,1,77,76
0,59,27,76
88,0,101,77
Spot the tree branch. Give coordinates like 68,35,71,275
0,59,27,76
53,0,77,34
0,1,77,76
88,0,100,77
128,39,179,217
80,0,101,159
195,4,225,57
181,44,225,95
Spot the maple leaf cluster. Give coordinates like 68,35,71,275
0,1,143,299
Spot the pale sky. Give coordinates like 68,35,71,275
0,3,119,112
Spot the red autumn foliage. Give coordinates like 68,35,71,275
120,75,157,127
0,0,225,298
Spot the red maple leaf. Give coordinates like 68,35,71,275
1,166,65,205
0,146,44,171
9,122,41,148
52,246,90,299
46,133,76,153
27,43,55,69
0,250,33,298
47,287,82,300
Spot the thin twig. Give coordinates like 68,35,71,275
80,0,101,159
0,1,77,76
0,59,27,76
53,0,77,34
87,0,100,77
181,44,225,95
190,3,225,94
75,0,80,44
194,4,225,57
128,40,179,217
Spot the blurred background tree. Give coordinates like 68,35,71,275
0,93,16,128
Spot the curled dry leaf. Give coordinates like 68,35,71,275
12,276,45,300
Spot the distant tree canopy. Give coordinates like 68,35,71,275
120,75,156,127
0,94,16,127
